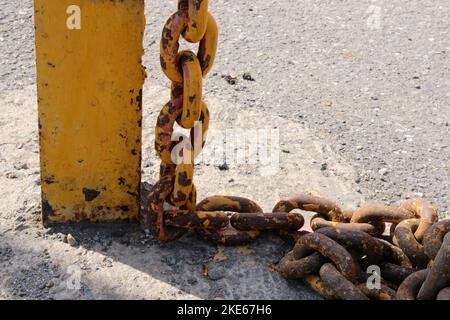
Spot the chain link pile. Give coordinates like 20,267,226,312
145,0,450,300
277,197,450,300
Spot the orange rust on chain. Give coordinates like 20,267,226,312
196,225,260,246
393,219,429,268
303,274,339,300
155,88,183,165
152,0,215,221
160,12,187,83
315,227,384,266
159,162,176,178
399,199,439,241
376,238,413,268
278,230,310,245
190,102,210,158
155,85,208,209
380,262,415,285
293,233,360,283
160,8,217,83
350,205,414,224
171,103,210,207
319,263,369,300
273,194,345,222
436,287,450,300
357,283,396,300
177,51,203,129
310,214,385,237
182,0,209,43
197,195,263,213
422,219,450,260
278,251,325,280
396,269,429,300
197,13,218,76
417,232,450,300
147,175,187,242
164,209,229,229
171,164,195,208
196,196,262,245
231,211,304,231
343,210,354,222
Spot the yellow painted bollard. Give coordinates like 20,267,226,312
34,0,146,224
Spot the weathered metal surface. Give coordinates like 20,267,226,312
278,251,324,280
396,269,429,300
183,0,209,43
377,238,413,268
350,205,415,224
417,232,450,300
394,219,429,268
316,227,384,266
34,0,145,224
147,175,187,241
160,7,217,83
303,274,338,300
319,263,368,300
273,194,345,222
293,233,359,283
380,262,415,285
164,210,229,229
231,211,304,231
357,283,396,300
436,287,450,300
311,215,385,236
423,219,450,260
399,199,439,241
196,196,262,246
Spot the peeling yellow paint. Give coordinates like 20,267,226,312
34,0,145,224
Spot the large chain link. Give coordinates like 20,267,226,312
145,1,450,300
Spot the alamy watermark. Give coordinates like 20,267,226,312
66,5,81,30
366,2,383,31
65,264,82,291
366,265,381,290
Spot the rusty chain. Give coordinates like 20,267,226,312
278,197,449,300
145,1,450,300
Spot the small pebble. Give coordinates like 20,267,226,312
242,73,255,81
67,234,78,247
218,163,229,171
223,75,237,85
6,172,18,179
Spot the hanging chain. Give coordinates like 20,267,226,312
146,1,450,300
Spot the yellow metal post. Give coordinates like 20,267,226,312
34,0,146,224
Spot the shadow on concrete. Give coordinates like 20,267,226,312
41,185,321,300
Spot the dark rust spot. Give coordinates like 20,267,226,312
82,188,101,202
136,89,143,111
177,171,192,186
41,198,54,223
44,176,56,184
